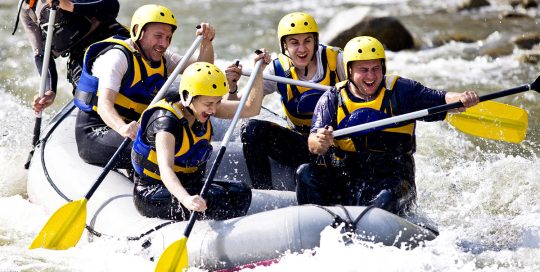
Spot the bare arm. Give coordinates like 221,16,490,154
194,22,215,64
308,126,334,155
96,88,138,140
155,131,207,212
223,61,241,101
215,49,271,119
445,90,479,113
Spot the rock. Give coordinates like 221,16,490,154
321,7,414,52
499,11,531,19
432,34,476,47
510,0,538,9
519,52,540,64
458,0,491,11
513,33,540,49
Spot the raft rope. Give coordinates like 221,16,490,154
313,204,376,244
39,100,76,202
38,100,175,244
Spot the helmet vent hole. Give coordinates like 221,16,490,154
197,69,202,72
304,22,308,26
212,84,217,89
160,12,165,17
291,23,295,27
372,48,376,52
358,49,362,53
207,71,211,75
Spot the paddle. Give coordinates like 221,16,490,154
155,55,266,272
242,69,532,143
446,100,528,143
24,1,58,170
333,76,540,139
29,35,204,250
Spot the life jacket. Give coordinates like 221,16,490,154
274,44,340,134
132,100,213,182
334,75,415,156
74,37,167,123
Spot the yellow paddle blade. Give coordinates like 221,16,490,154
29,198,87,250
155,237,188,272
446,101,528,143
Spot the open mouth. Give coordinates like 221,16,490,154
200,112,212,120
364,80,376,87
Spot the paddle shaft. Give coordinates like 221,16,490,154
242,68,330,91
183,58,265,239
84,35,203,200
333,83,534,138
25,3,57,169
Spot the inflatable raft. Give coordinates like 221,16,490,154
26,101,438,270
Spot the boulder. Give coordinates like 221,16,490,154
320,6,414,52
513,33,540,49
457,0,491,11
510,0,538,9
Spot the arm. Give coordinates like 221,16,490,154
194,22,215,63
96,89,139,140
21,3,58,112
163,23,216,75
215,49,271,119
308,126,334,155
224,60,241,101
155,131,207,212
444,91,480,113
308,90,338,155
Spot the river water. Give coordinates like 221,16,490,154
1,0,539,271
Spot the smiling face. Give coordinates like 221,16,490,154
349,59,384,97
189,96,222,123
137,22,173,62
283,33,316,69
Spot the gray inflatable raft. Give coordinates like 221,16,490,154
26,102,438,270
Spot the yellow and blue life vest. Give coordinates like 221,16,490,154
334,75,416,155
131,100,213,182
274,44,340,134
74,36,167,123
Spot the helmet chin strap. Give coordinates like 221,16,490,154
282,41,318,78
135,36,161,66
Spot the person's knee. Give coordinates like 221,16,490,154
295,163,315,187
206,180,252,220
370,189,396,212
296,163,325,205
241,119,265,144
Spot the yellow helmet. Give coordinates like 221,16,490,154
343,36,386,78
130,4,177,42
277,12,319,53
179,62,229,106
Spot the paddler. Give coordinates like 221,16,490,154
131,51,271,220
296,36,480,214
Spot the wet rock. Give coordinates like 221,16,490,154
513,33,540,49
518,51,540,64
499,10,532,19
510,0,538,9
462,31,515,58
458,0,491,11
321,7,414,51
432,34,476,47
478,32,515,58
